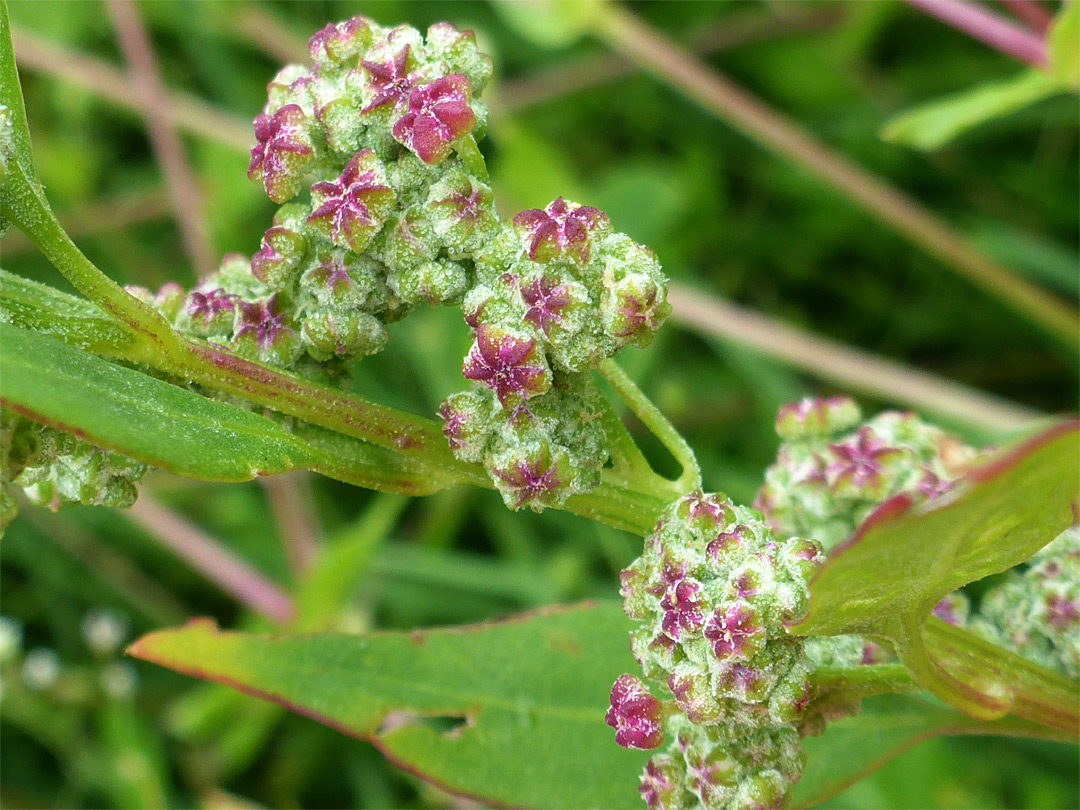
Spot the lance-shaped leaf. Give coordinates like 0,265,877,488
789,421,1080,725
129,602,650,809
0,322,439,494
793,693,1075,808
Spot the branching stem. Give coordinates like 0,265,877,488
598,358,702,494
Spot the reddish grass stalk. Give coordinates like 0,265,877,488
905,0,1049,67
128,494,295,623
999,0,1054,34
105,0,216,278
592,5,1078,352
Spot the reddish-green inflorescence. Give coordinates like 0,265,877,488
973,525,1079,679
756,397,977,552
127,15,671,511
1,412,147,534
615,491,822,809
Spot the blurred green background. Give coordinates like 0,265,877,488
1,1,1077,807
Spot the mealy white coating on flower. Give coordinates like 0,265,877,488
756,400,977,551
619,491,823,810
972,526,1080,679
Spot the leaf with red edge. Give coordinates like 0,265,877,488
128,602,649,809
789,421,1080,725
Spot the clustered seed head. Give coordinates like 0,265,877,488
756,397,978,552
972,525,1080,679
1,412,146,534
149,17,495,372
639,716,806,810
614,491,822,809
125,15,671,510
440,198,670,508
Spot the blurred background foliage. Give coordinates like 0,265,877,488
0,1,1077,808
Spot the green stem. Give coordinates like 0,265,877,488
2,163,182,362
809,663,918,702
598,358,702,493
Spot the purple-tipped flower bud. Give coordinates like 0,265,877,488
248,104,314,203
825,427,904,497
932,592,970,626
359,44,419,115
704,603,766,662
462,324,551,407
233,294,301,366
775,397,861,441
184,288,236,338
428,170,498,252
308,16,373,66
252,223,308,290
392,75,476,164
640,754,691,810
603,274,669,348
660,580,706,640
307,150,395,253
489,439,569,510
438,391,493,464
606,674,665,750
512,198,609,265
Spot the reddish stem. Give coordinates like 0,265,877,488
999,0,1053,35
905,0,1049,67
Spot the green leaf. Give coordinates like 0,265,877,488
789,421,1080,725
0,269,135,355
1047,1,1080,87
0,322,439,494
794,694,1074,808
129,602,650,809
881,70,1062,151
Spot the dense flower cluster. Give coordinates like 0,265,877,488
439,200,670,509
145,17,495,372
133,15,670,509
613,491,822,809
1,412,146,534
973,525,1079,679
756,397,977,552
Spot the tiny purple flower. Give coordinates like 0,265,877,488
307,150,394,252
308,16,372,64
520,275,574,335
1044,593,1079,630
491,449,563,509
392,74,476,164
704,602,765,661
359,45,419,114
305,253,355,299
605,674,664,750
438,400,474,454
187,288,235,328
462,324,551,406
251,225,306,288
247,104,313,203
606,276,668,344
512,197,609,264
660,579,705,640
706,526,746,565
775,396,860,440
234,294,294,351
931,594,968,626
825,427,901,493
640,755,682,810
